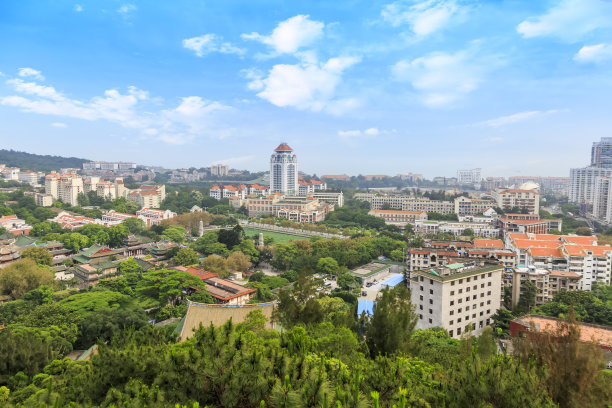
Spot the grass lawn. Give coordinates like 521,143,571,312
243,227,309,243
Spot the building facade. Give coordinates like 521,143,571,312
411,262,503,339
270,143,298,195
491,188,540,214
457,168,482,185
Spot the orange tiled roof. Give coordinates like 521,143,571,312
473,239,504,249
528,247,564,258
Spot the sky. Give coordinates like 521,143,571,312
0,0,611,178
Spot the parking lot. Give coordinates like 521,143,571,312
359,272,404,301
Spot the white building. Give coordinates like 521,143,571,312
136,208,177,227
569,166,612,207
18,171,44,186
354,193,454,214
270,143,298,195
0,167,20,181
210,164,229,177
491,188,540,214
101,210,137,226
457,168,482,185
45,173,84,206
411,262,502,339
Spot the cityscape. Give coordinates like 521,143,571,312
1,1,612,407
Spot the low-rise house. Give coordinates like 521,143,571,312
136,208,177,227
73,261,119,286
50,211,96,230
0,215,32,235
368,209,427,227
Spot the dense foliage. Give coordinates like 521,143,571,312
0,149,88,172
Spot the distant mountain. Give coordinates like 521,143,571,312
0,149,90,172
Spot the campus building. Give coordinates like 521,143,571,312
270,143,298,195
411,262,503,339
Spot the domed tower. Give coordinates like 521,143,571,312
270,143,298,195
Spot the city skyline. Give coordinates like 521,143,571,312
1,1,612,177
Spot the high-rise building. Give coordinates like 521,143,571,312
457,168,482,185
591,137,612,168
270,143,298,195
210,164,229,177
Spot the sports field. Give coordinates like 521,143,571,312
243,227,309,243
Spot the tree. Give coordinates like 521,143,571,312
108,224,129,247
20,247,52,266
60,232,90,252
227,251,251,272
0,260,55,299
513,310,612,408
201,254,229,277
136,269,206,306
162,225,188,243
118,257,143,274
217,225,244,249
491,308,515,338
462,228,474,237
174,247,199,266
366,285,417,357
515,281,537,314
316,257,339,275
122,217,145,234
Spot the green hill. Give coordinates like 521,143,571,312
0,149,90,172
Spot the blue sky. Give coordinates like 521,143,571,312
1,0,611,178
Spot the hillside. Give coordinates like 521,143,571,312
0,149,90,172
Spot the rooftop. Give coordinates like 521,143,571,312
412,262,503,282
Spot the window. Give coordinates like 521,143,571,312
428,318,432,324
457,328,462,335
420,276,424,281
487,291,491,296
449,330,454,337
429,309,433,314
459,288,463,293
487,300,491,305
466,287,471,292
481,283,484,288
466,306,470,311
450,290,455,296
466,297,470,302
449,320,454,326
450,310,454,315
429,299,433,304
488,281,492,287
467,277,471,282
419,314,423,319
458,298,463,304
458,308,462,313
488,273,492,277
430,289,433,295
473,295,477,300
459,279,463,284
451,281,455,286
480,293,484,297
450,300,454,306
473,285,477,290
480,302,484,307
457,318,462,323
487,309,491,314
419,295,423,301
472,313,476,319
430,279,433,284
480,311,483,316
419,305,423,310
420,286,424,291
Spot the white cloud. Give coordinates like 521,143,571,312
51,122,67,128
392,49,495,107
74,4,83,12
117,4,136,14
338,127,387,145
18,68,44,81
183,34,245,57
574,43,612,63
517,0,612,42
242,15,324,54
476,109,566,128
212,155,255,166
248,55,361,113
381,0,463,37
0,70,230,145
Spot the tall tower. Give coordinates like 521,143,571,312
591,138,612,168
270,143,298,195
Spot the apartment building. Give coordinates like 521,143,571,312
136,208,177,227
454,196,496,215
354,193,454,213
309,192,343,208
569,167,612,207
101,210,137,226
396,173,423,183
34,193,54,207
498,213,562,235
210,163,229,177
127,190,160,208
505,233,611,290
209,184,271,200
457,168,482,185
414,220,499,238
18,171,44,186
50,211,97,230
83,161,137,170
0,215,32,235
491,188,540,214
411,262,503,338
368,209,427,227
0,167,20,180
505,266,582,306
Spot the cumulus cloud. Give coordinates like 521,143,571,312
517,0,612,42
51,122,67,128
18,68,44,81
0,70,230,145
183,34,245,57
247,55,361,113
242,15,324,54
574,43,612,63
74,4,83,12
475,109,566,127
392,49,497,107
381,0,463,37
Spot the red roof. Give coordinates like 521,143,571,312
274,143,293,152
